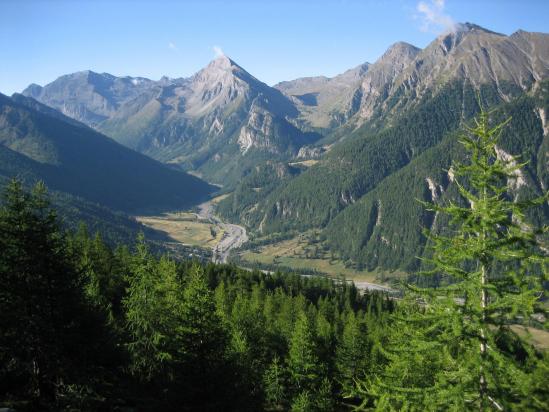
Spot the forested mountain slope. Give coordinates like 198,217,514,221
219,25,549,273
0,93,214,212
326,85,549,271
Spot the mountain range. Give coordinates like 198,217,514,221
7,22,549,273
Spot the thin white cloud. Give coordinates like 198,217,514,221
213,45,224,58
416,0,456,33
168,42,178,51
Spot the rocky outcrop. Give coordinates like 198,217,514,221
237,104,276,154
357,42,420,121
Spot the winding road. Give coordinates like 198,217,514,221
196,202,395,292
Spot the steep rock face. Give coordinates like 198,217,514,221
343,25,549,129
274,42,422,130
357,42,421,121
179,56,295,118
236,96,316,155
238,102,276,154
387,24,549,109
22,71,155,126
297,145,325,159
98,56,310,173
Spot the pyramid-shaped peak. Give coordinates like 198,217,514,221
196,54,260,85
208,54,240,70
189,53,267,92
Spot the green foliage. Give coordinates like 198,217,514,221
0,180,109,407
356,106,548,410
225,80,486,233
3,178,545,411
176,265,231,403
124,235,184,381
222,82,549,275
287,312,322,393
336,311,370,393
326,84,549,272
263,355,287,409
315,377,335,411
290,391,314,412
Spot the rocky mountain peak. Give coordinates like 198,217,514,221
382,41,421,60
355,41,420,121
435,22,505,54
21,83,42,98
192,54,257,89
200,55,245,77
21,70,156,127
209,54,236,69
332,62,370,85
375,41,420,69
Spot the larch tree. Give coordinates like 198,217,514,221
124,236,184,383
287,311,324,406
263,355,287,409
336,311,370,395
355,107,548,411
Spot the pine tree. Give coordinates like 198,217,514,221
176,264,231,407
263,355,287,409
336,311,369,394
356,107,548,410
290,390,314,412
315,377,335,411
287,312,322,397
124,236,184,382
0,180,95,404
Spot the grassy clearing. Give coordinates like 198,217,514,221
289,159,319,168
136,212,224,247
241,251,376,282
510,325,549,351
238,234,401,283
210,193,230,204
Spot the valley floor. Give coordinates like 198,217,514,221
136,197,399,291
135,194,248,264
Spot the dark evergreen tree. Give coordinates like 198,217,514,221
336,311,369,394
290,390,313,412
0,180,103,406
176,264,234,408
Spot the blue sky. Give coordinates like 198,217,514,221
1,0,548,95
